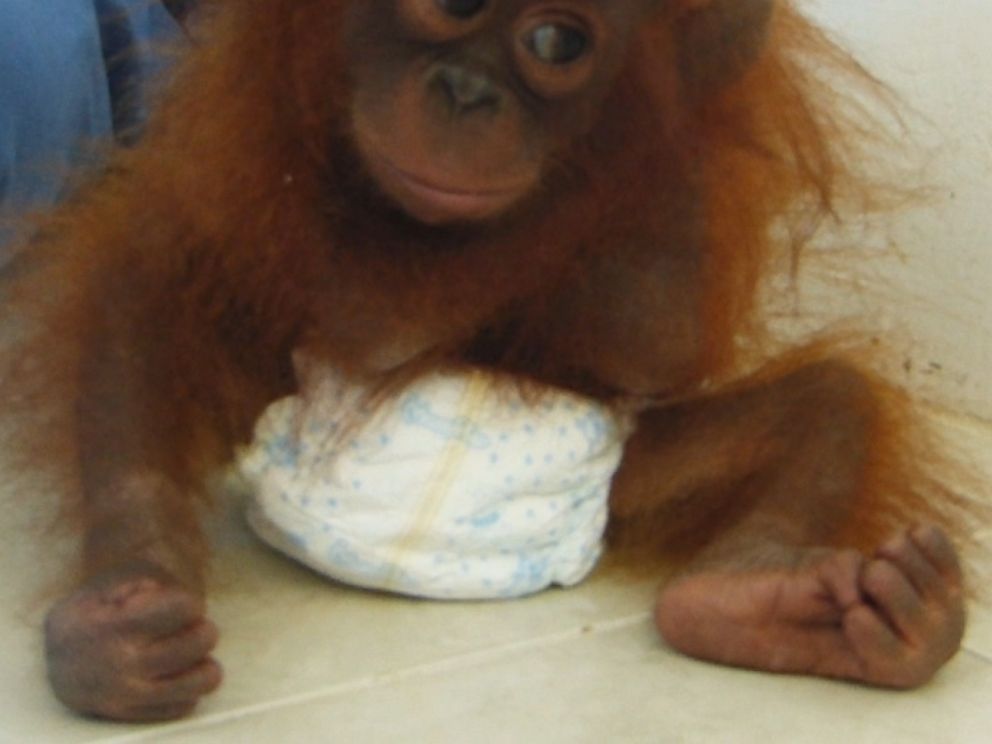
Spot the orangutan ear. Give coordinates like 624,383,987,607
676,0,774,99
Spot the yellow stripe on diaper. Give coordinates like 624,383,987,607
381,371,492,592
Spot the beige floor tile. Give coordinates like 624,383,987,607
2,412,989,742
89,621,992,744
0,486,656,743
203,523,658,715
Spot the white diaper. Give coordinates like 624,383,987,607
237,366,632,600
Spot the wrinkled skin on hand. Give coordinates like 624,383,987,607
45,563,222,722
655,525,966,688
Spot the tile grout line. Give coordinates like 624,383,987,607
88,612,652,743
963,647,992,665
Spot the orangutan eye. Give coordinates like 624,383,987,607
436,0,486,19
526,23,589,65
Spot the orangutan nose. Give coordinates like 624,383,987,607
430,64,503,115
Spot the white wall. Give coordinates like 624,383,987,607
791,1,992,418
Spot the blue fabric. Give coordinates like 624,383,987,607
0,0,182,246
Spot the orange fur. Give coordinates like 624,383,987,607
0,0,981,573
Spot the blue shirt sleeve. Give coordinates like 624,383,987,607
96,0,186,141
0,0,183,246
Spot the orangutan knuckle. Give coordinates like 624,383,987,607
862,560,899,594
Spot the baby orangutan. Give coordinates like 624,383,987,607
2,0,970,722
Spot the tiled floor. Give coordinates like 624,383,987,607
1,411,990,743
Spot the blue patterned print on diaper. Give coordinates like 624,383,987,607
238,367,631,600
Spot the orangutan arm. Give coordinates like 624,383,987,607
41,243,246,720
75,272,209,589
560,250,967,690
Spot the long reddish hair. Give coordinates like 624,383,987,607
2,1,982,558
